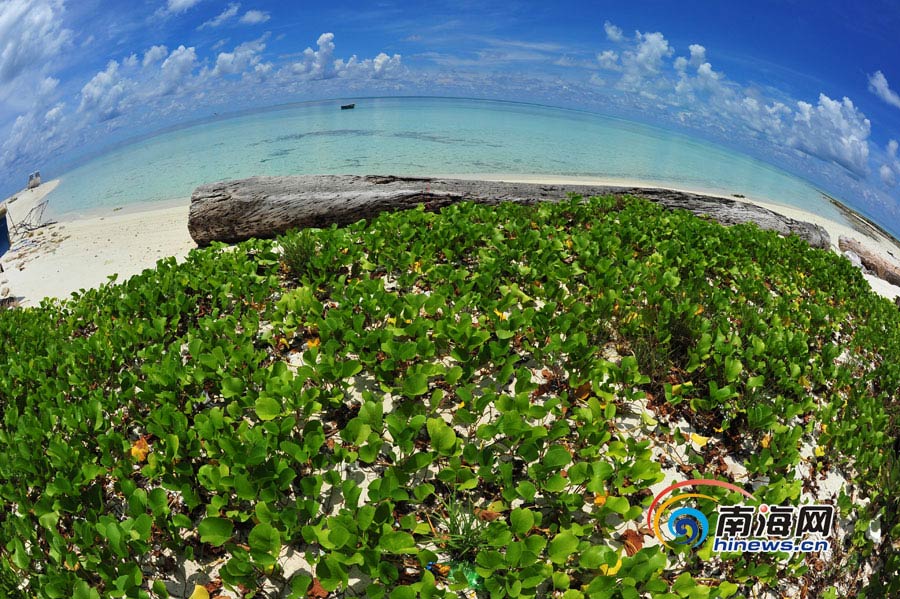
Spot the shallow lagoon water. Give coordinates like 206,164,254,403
49,97,850,225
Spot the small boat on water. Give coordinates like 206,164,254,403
340,103,355,110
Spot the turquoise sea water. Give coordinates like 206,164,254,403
48,97,852,225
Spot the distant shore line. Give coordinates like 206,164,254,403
3,173,900,306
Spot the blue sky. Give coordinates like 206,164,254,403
2,0,900,224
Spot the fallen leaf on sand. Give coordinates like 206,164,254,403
131,437,150,462
621,529,644,556
188,585,209,599
307,578,329,598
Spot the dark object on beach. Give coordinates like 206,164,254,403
26,171,41,189
0,205,8,259
838,236,900,287
340,103,355,110
733,194,745,198
187,175,832,248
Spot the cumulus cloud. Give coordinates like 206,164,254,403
597,50,620,71
285,33,404,82
78,60,127,121
0,0,72,85
159,45,198,95
199,3,239,29
212,38,267,76
291,33,338,79
688,44,706,67
618,30,672,91
143,45,169,68
239,9,270,25
788,94,870,175
341,52,403,79
868,70,900,110
604,21,623,42
879,139,900,187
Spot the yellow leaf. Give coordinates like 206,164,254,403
814,445,826,457
307,337,320,348
131,437,150,462
493,308,508,321
694,305,705,315
599,553,623,576
593,492,608,507
188,585,210,599
690,433,709,448
761,433,771,449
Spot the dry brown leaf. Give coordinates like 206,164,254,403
307,578,329,598
474,508,502,522
621,529,644,557
574,382,591,400
130,437,150,462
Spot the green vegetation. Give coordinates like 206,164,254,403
0,196,898,598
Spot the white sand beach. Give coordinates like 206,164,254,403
1,175,899,307
0,182,194,306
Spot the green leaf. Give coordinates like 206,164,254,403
402,372,429,397
380,531,417,553
548,531,579,564
221,376,244,398
543,446,572,469
605,496,630,515
510,508,535,536
389,587,416,599
426,417,457,455
249,522,282,557
198,517,234,546
724,357,743,383
255,395,282,421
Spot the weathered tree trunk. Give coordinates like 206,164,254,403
838,236,900,287
188,175,831,249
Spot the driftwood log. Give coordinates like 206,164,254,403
187,175,831,249
838,236,900,287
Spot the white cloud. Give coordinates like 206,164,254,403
239,9,270,25
166,0,202,14
788,94,870,175
158,45,198,95
199,3,239,29
868,70,900,110
0,0,72,85
341,52,403,79
37,76,59,97
213,38,266,76
688,44,706,67
618,30,672,91
78,60,127,120
597,50,619,71
879,139,900,187
292,32,338,79
143,45,169,68
603,21,623,42
285,33,405,82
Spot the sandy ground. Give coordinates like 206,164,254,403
0,183,195,307
1,175,898,307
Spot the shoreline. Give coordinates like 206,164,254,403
3,174,900,306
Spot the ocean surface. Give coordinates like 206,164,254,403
48,97,853,226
